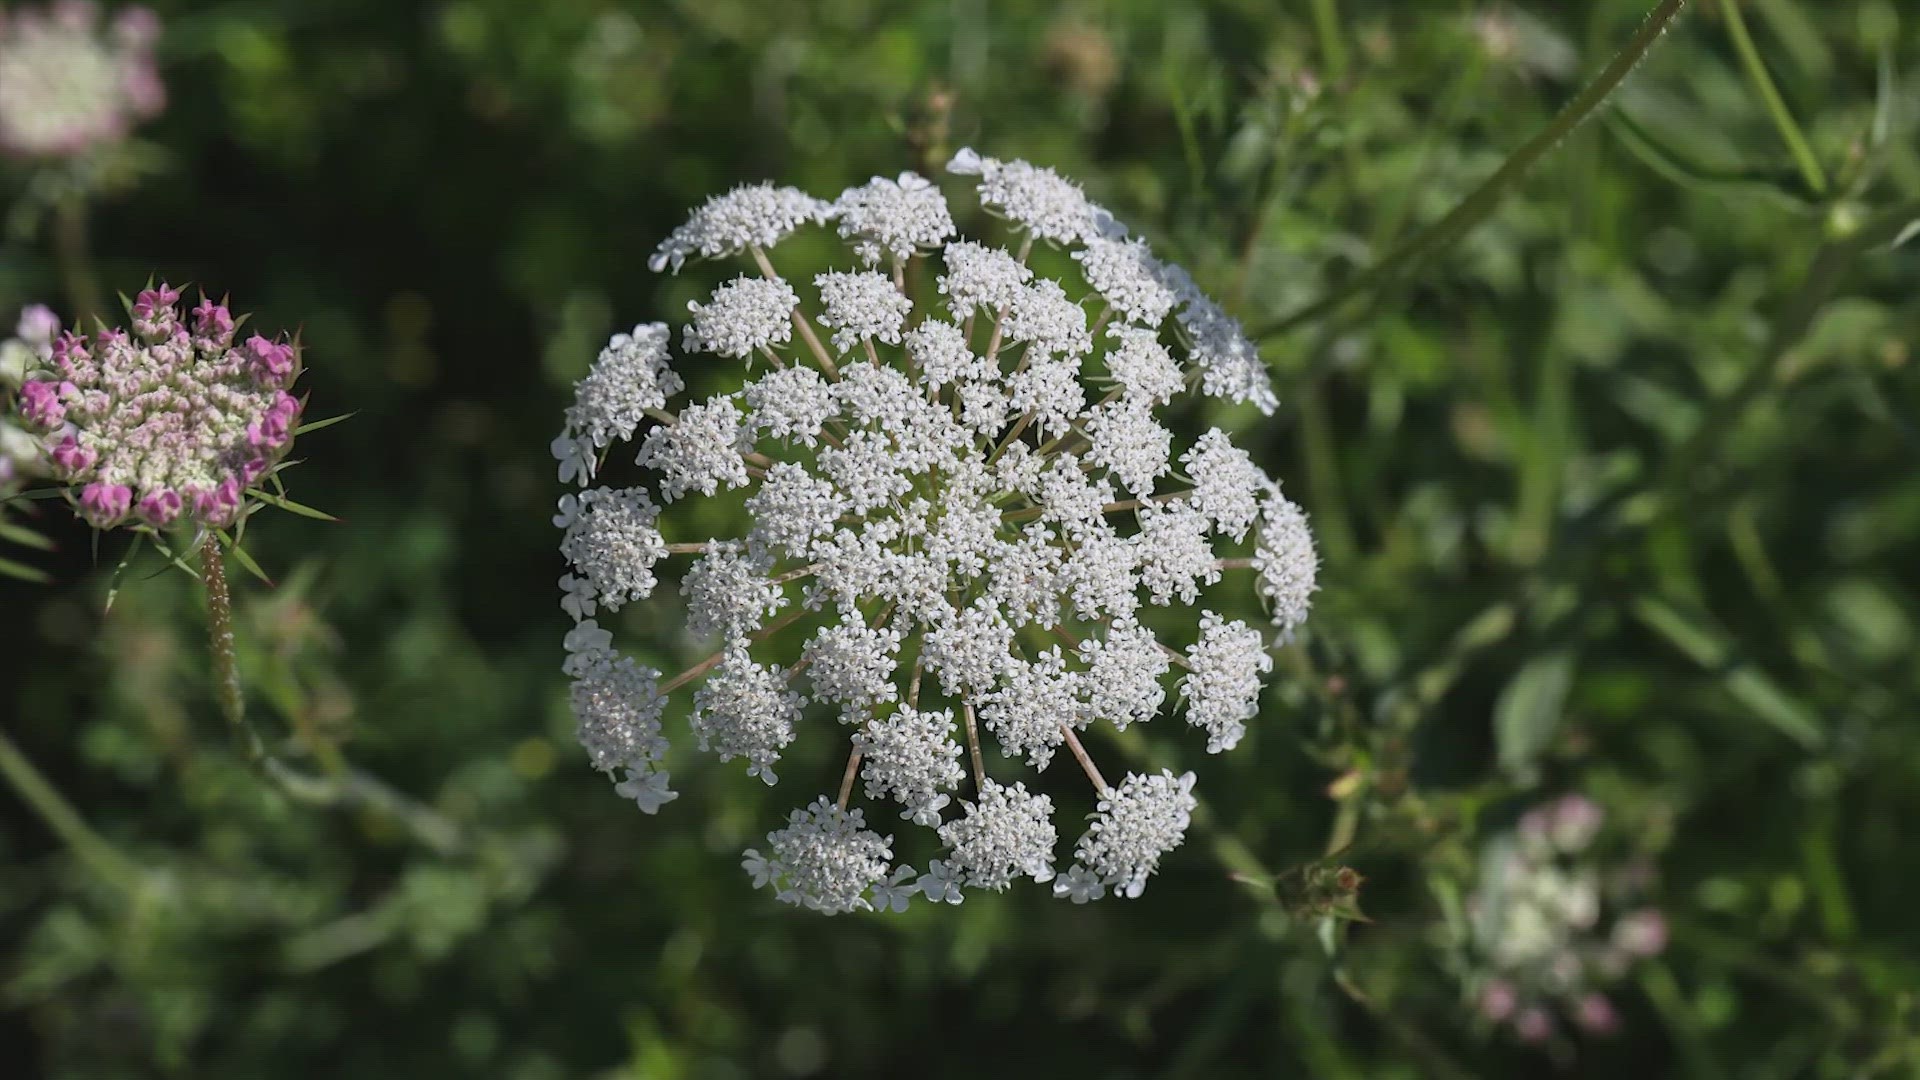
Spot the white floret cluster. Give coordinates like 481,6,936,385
552,150,1320,913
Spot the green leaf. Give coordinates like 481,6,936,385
0,554,50,582
218,530,275,587
1494,650,1576,779
251,489,339,522
0,518,55,550
1632,599,1823,748
1605,110,1819,210
293,412,355,436
103,534,146,613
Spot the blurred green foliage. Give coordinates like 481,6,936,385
2,0,1918,1076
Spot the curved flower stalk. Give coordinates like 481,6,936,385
1465,794,1669,1044
554,151,1320,913
0,2,163,160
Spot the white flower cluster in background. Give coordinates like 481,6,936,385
552,149,1319,914
1465,795,1669,1044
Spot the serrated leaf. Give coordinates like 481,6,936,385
1495,650,1576,778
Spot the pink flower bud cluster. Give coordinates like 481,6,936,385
0,2,164,159
15,285,303,530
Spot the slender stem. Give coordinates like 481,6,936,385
0,725,140,889
661,607,812,693
982,303,1011,367
962,701,986,792
908,655,924,708
1215,557,1254,570
1060,724,1109,793
1309,0,1350,85
1721,0,1826,196
661,650,726,694
665,542,711,555
749,246,840,379
757,345,787,369
52,195,106,327
201,535,257,761
836,748,863,810
199,536,467,856
1254,0,1689,341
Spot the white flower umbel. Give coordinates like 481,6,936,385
554,150,1320,913
830,172,956,268
1062,769,1198,900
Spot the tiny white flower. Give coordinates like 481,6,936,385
914,857,966,905
869,863,919,912
614,768,679,814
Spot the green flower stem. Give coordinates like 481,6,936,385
1721,0,1826,197
1308,0,1349,85
199,534,467,857
0,724,141,890
1256,0,1689,342
52,195,107,328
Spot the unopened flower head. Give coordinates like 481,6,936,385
13,286,304,530
0,2,164,159
1467,794,1667,1043
1,305,61,486
555,149,1317,913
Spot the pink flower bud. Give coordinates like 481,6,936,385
111,6,161,49
191,298,236,351
49,434,96,478
1549,794,1605,853
1513,1007,1554,1044
1479,979,1518,1023
18,380,69,428
192,477,243,527
79,481,132,527
1575,993,1619,1036
1611,908,1668,958
242,334,295,386
16,304,60,350
136,487,183,527
132,285,180,320
50,332,90,375
131,285,181,340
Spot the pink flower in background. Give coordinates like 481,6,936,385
13,287,304,530
0,2,165,159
